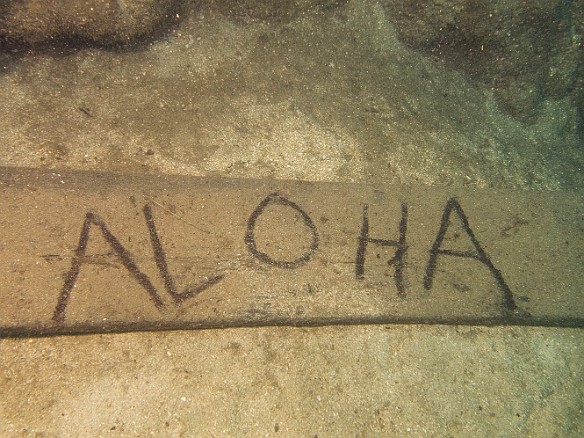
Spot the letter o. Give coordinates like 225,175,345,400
245,193,319,269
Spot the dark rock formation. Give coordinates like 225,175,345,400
0,0,187,49
382,0,583,125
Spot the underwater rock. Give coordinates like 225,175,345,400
0,0,186,48
382,0,584,124
0,0,346,49
208,0,347,22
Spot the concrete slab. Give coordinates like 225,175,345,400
1,167,582,337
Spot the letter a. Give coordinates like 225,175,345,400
423,198,518,313
52,211,164,323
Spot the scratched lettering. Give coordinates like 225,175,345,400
245,192,319,269
355,203,408,297
423,198,520,315
0,167,581,337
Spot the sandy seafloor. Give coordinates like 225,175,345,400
0,0,582,435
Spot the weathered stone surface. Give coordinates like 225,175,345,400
0,0,186,48
382,0,584,124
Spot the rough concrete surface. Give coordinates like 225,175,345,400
0,0,582,436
